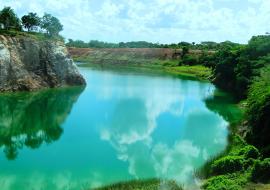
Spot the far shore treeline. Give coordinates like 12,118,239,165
66,38,241,50
0,6,63,37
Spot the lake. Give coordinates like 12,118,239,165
0,67,241,190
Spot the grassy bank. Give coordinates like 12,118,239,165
0,29,64,41
93,179,183,190
77,60,212,81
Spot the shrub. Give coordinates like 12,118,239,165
251,158,270,183
182,55,199,66
237,145,260,159
202,174,247,190
211,156,244,175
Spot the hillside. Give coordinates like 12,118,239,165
68,47,213,64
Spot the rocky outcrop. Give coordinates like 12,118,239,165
0,35,85,92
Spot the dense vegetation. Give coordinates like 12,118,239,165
205,35,270,151
196,35,270,189
0,7,63,37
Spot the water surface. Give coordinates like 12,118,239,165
0,67,241,190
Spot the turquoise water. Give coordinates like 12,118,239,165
0,67,240,190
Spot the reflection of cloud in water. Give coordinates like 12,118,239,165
0,175,15,190
0,171,108,190
96,74,228,187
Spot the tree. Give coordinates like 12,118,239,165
21,12,40,31
0,7,21,30
181,46,189,58
246,66,270,156
41,13,63,36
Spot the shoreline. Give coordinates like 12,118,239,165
76,61,212,81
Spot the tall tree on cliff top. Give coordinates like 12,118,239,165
41,13,63,36
0,7,21,30
21,12,40,32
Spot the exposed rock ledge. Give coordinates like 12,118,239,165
0,35,86,92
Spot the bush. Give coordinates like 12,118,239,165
182,55,199,66
202,174,247,190
211,156,244,175
251,158,270,183
237,145,260,159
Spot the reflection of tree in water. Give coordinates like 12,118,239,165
0,87,84,160
204,89,243,125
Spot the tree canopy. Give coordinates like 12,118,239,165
21,12,40,31
0,7,21,30
0,7,63,37
41,13,63,36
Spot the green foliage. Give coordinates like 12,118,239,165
200,136,263,190
0,7,21,30
199,52,216,68
182,55,199,66
94,179,183,190
237,145,260,159
246,66,270,155
211,156,244,175
181,46,189,58
66,39,242,50
198,135,258,187
212,48,239,95
66,40,163,48
202,173,248,190
251,158,270,183
41,13,63,36
246,35,270,59
210,35,270,99
0,7,63,41
21,12,40,31
165,65,212,80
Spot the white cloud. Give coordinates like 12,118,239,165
0,0,269,45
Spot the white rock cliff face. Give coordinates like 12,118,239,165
0,35,85,92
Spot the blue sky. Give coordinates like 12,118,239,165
1,0,269,44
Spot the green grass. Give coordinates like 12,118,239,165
92,179,183,190
76,59,212,81
196,133,270,190
164,65,212,80
0,29,64,42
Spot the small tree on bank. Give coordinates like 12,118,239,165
21,12,40,31
41,13,63,36
0,7,21,30
181,46,189,58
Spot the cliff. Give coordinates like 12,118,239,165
0,35,85,92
